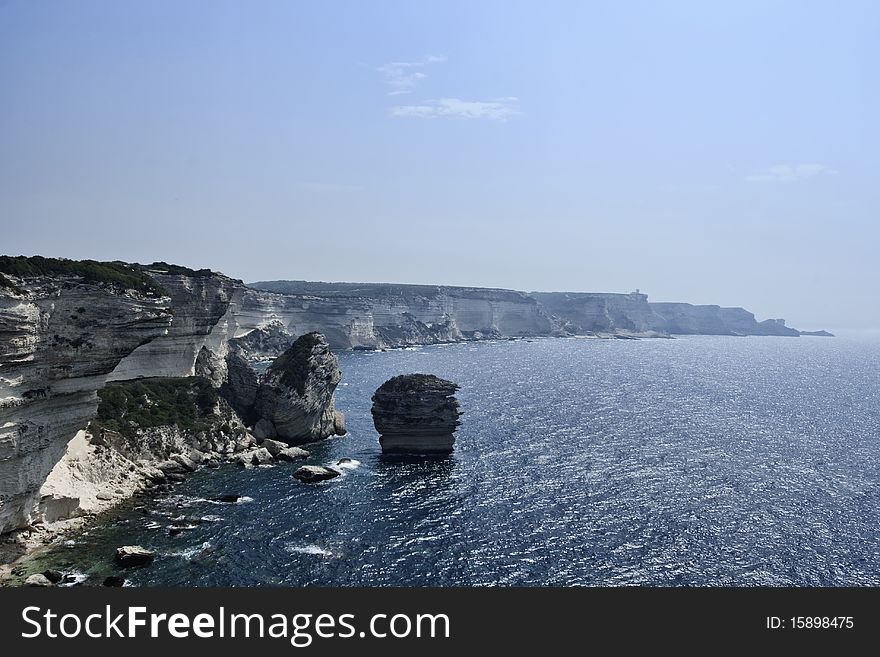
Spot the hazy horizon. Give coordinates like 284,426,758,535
2,1,878,330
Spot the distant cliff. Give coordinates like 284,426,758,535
530,292,666,336
241,281,557,352
531,291,802,337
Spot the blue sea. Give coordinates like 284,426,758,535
32,335,880,586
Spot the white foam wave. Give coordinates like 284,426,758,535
286,544,334,557
58,571,88,587
166,541,213,560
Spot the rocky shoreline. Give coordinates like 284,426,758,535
0,255,833,580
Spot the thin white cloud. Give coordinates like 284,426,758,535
746,163,837,183
295,182,364,193
377,55,447,95
391,97,520,121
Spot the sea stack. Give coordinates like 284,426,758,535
371,374,462,454
252,332,346,445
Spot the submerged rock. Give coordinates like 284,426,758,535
252,333,346,446
371,374,462,454
114,545,156,567
216,494,240,503
293,465,340,483
103,576,125,587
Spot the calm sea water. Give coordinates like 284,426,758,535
31,335,880,586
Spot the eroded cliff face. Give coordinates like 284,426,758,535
239,282,556,352
0,277,172,534
107,270,243,384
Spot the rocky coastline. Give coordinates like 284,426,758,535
0,255,833,580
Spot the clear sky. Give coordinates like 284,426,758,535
1,1,877,329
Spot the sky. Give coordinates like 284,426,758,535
1,1,878,330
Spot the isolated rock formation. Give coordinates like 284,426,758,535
251,332,346,445
371,374,462,453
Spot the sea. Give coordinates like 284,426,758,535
25,334,880,586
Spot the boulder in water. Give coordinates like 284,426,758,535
114,545,156,567
293,465,340,483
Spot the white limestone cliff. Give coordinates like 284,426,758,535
0,276,172,533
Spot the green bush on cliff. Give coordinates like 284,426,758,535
0,255,166,296
267,332,324,395
143,261,214,277
95,377,219,437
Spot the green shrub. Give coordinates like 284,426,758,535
0,255,166,296
268,332,324,395
95,377,219,437
143,261,214,277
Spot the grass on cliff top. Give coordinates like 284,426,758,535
142,261,214,277
95,377,219,437
0,255,167,296
268,332,325,395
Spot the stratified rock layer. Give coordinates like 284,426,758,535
371,374,462,454
0,276,172,534
252,333,346,446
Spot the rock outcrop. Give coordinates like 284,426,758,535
292,465,340,483
36,376,258,523
251,333,346,445
371,374,462,453
219,349,259,424
114,545,155,567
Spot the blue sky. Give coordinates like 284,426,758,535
1,1,878,329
